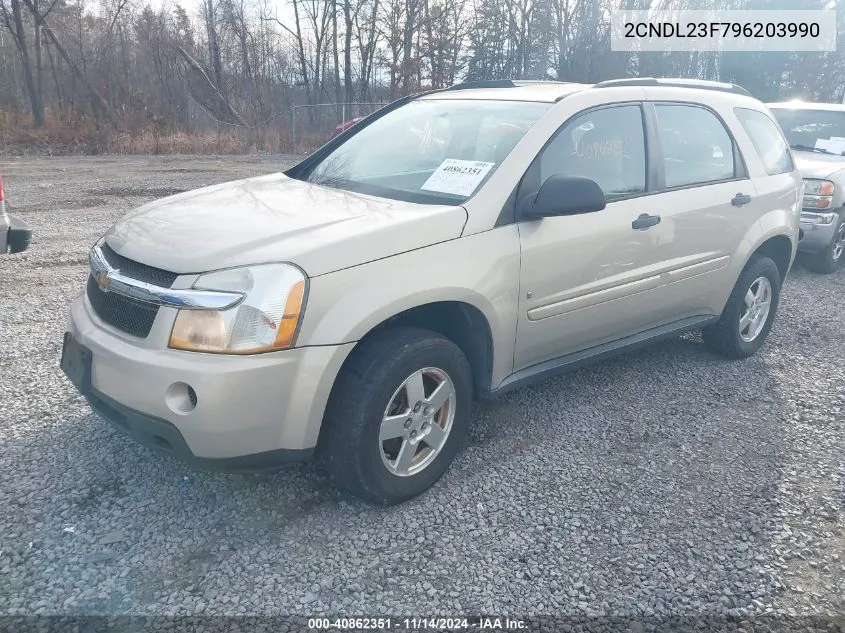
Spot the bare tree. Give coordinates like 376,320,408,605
0,0,44,126
1,0,843,152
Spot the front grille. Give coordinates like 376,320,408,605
87,245,178,338
100,243,179,287
87,276,160,338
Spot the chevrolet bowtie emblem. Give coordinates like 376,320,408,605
96,271,111,291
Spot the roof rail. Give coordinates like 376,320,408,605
445,79,568,91
594,77,752,97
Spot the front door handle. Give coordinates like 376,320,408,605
632,213,661,230
732,193,752,207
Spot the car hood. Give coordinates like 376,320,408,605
103,173,468,277
792,151,845,180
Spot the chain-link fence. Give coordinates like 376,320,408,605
181,96,387,155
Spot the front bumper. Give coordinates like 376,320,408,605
65,293,354,465
85,387,313,470
797,210,842,252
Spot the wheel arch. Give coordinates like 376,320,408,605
751,233,793,281
314,300,497,462
336,300,496,401
711,226,795,319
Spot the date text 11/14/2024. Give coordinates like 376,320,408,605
308,617,528,630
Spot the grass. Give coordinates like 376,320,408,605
0,110,328,156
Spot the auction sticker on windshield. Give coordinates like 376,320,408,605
421,159,495,197
816,137,845,155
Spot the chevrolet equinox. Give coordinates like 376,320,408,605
62,78,802,504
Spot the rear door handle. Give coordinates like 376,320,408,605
632,213,661,230
732,193,752,207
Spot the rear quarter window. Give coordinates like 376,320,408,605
734,108,794,176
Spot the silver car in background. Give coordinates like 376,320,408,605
768,101,845,273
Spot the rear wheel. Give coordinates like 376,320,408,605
805,216,845,274
321,327,472,505
703,255,781,359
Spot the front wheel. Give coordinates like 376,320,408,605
805,216,845,274
320,327,473,505
703,255,781,359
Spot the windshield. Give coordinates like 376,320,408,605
302,99,551,204
770,107,845,156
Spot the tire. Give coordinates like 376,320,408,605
804,216,845,274
320,327,473,505
703,255,781,359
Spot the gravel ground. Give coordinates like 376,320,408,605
1,155,844,629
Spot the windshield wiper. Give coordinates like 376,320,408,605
790,143,838,155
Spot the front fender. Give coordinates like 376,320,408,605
296,227,522,387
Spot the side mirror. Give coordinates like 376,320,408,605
521,175,607,220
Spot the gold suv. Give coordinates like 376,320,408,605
62,78,802,504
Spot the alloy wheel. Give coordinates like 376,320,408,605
739,276,772,343
379,367,456,477
832,222,845,262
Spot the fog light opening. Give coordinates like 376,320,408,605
165,382,198,414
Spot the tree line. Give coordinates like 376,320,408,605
0,0,843,154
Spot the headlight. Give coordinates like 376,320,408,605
803,179,835,196
169,263,306,354
802,179,835,209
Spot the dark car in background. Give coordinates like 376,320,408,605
1,172,32,255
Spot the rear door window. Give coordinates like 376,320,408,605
653,104,737,188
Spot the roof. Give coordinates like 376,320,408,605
767,101,845,111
